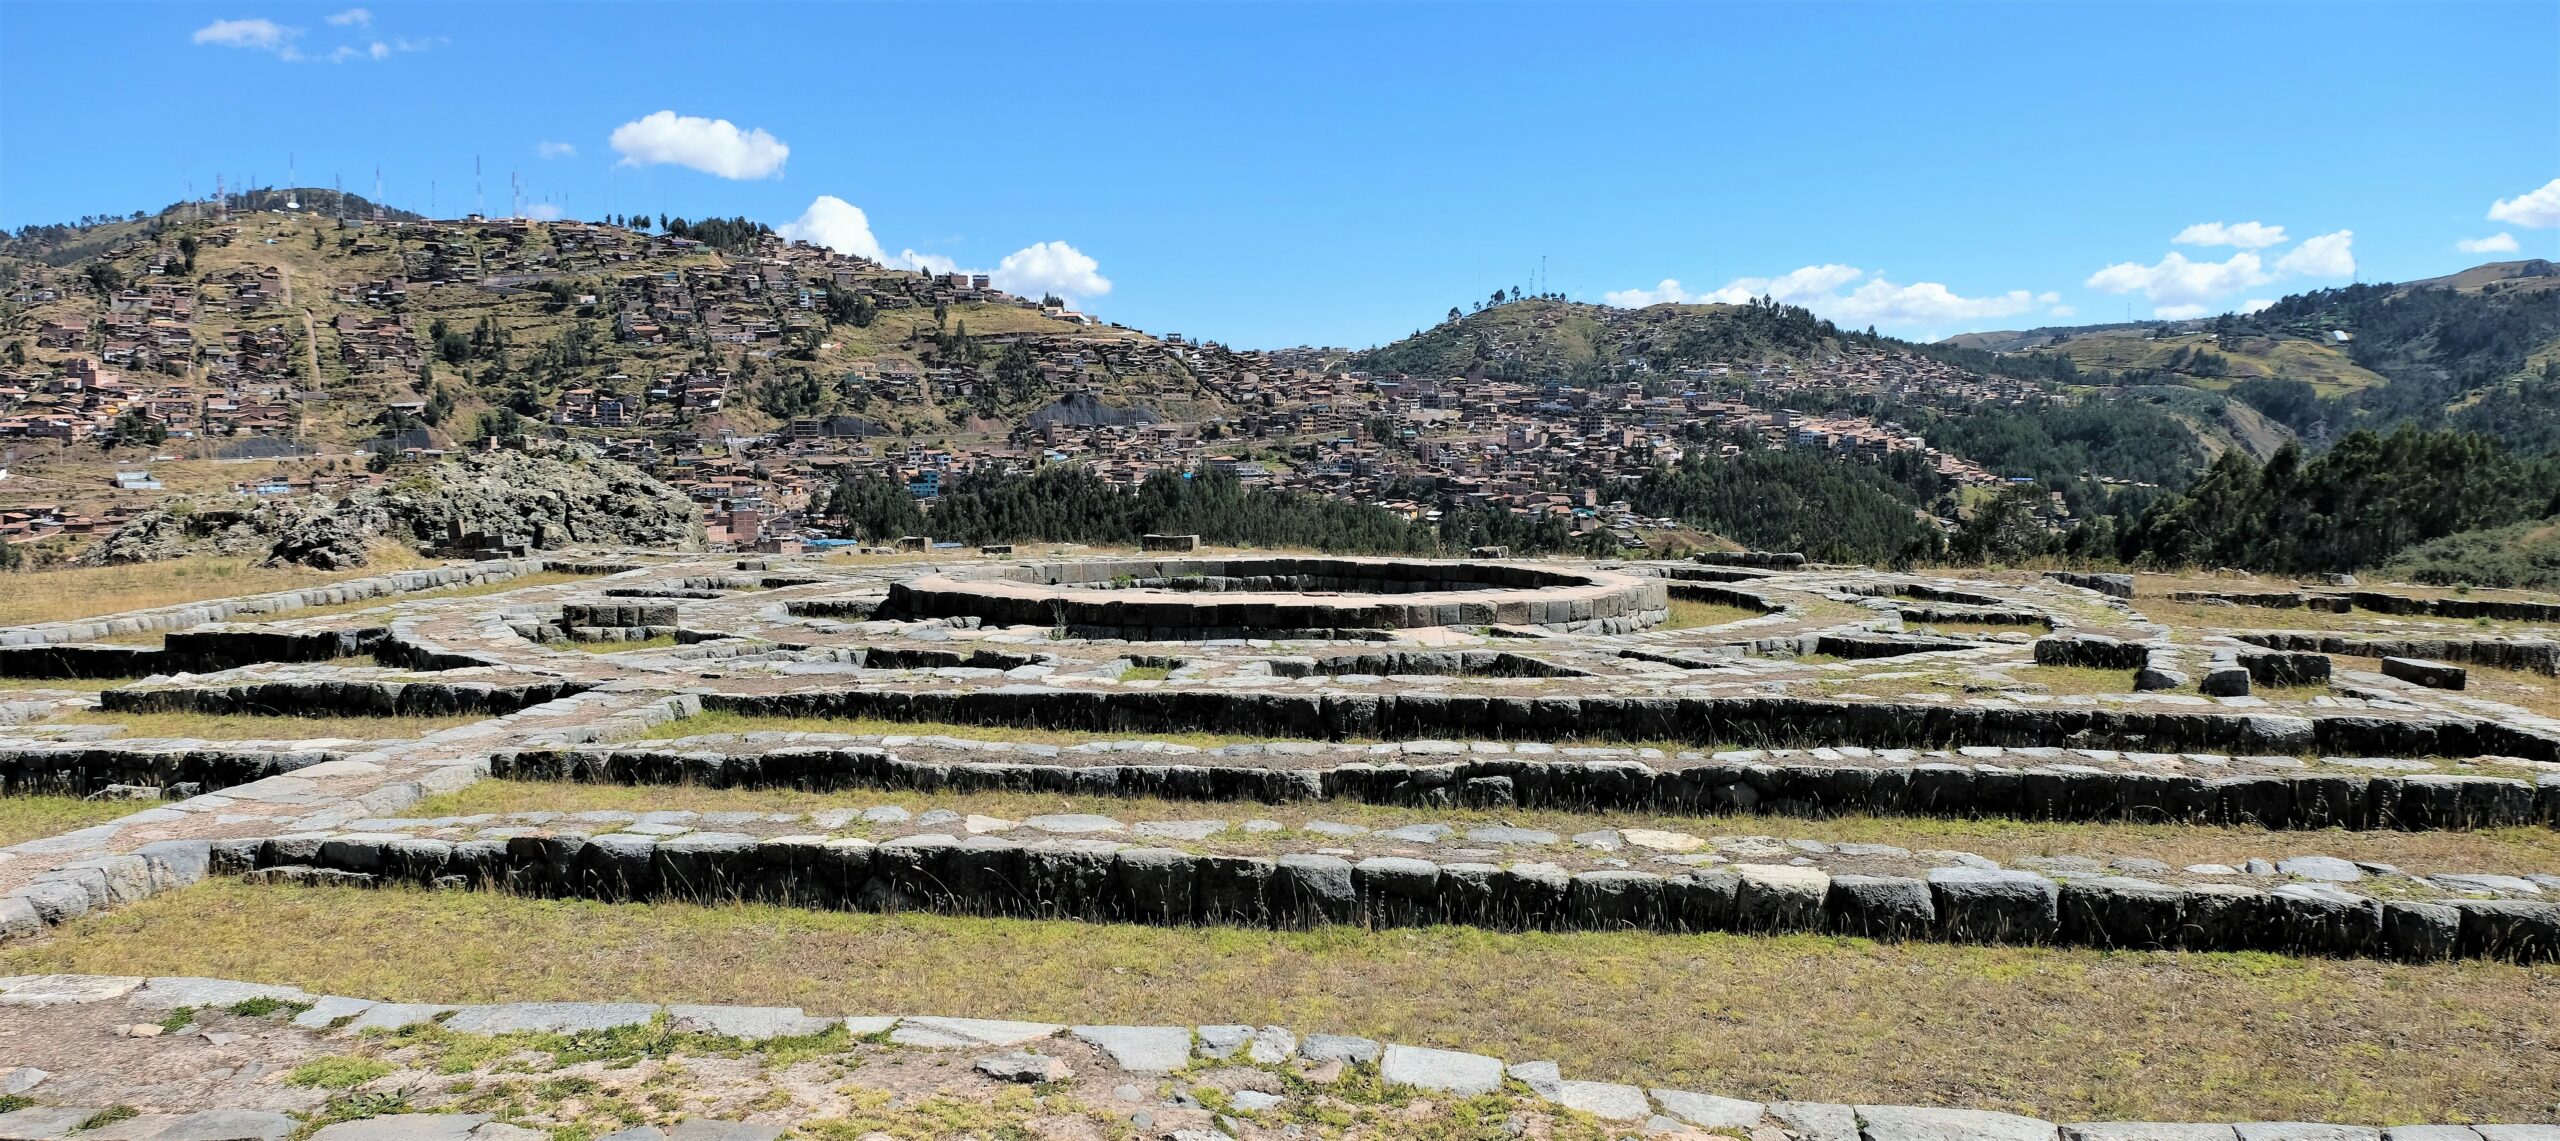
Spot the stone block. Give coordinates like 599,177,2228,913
1856,1105,2058,1141
2379,657,2465,690
1378,1044,1504,1095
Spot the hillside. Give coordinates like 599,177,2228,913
1348,295,1870,381
0,194,1221,524
1945,260,2560,454
0,195,1214,445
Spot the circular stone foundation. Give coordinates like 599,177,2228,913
880,556,1669,638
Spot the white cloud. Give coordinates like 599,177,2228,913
325,7,370,25
523,204,564,221
2273,229,2354,278
1601,265,2036,329
1828,278,2039,325
2153,304,2210,321
2488,177,2560,229
192,17,294,52
777,196,887,262
2239,298,2276,315
609,111,789,180
1601,279,1697,307
991,241,1112,302
2173,221,2288,249
1602,265,1865,309
892,250,960,275
2458,232,2521,254
324,40,389,62
778,195,1110,301
535,141,577,160
2085,250,2272,308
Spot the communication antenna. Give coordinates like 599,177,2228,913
214,174,226,221
285,154,300,210
333,172,343,219
474,155,484,217
372,167,384,222
511,170,523,220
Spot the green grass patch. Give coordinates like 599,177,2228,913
9,880,2551,1123
2008,664,2142,695
1119,664,1173,683
0,794,140,847
1661,598,1763,631
288,1055,398,1090
407,779,2560,873
44,709,487,740
638,708,1284,749
544,634,682,654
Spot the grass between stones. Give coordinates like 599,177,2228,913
0,794,137,847
279,569,605,621
2006,665,2143,695
636,710,1297,750
1661,599,1764,631
0,549,441,628
7,880,2553,1123
544,634,684,654
2461,663,2560,719
43,709,489,740
408,780,2560,873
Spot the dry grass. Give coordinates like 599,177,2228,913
410,780,2560,873
2452,662,2560,720
545,633,683,654
277,569,603,621
43,709,487,740
1661,599,1764,631
2007,665,2142,695
640,709,1292,749
0,549,437,628
0,794,137,847
2140,600,2542,638
8,881,2552,1122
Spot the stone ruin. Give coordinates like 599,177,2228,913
3,551,2558,1134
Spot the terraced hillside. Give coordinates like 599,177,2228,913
1,547,2555,1136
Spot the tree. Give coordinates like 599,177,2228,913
1950,485,2053,565
176,235,199,273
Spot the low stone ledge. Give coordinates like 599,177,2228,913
493,742,2551,831
233,833,2560,962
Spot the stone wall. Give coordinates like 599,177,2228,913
102,676,590,718
689,685,2560,762
0,626,386,680
2236,633,2560,677
0,745,341,795
494,744,2560,831
0,558,550,648
2042,571,2134,599
219,831,2560,962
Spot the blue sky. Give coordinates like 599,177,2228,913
4,2,2554,348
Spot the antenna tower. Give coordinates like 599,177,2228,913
373,167,384,222
215,174,227,221
511,170,523,220
474,156,484,217
333,172,343,219
286,154,300,210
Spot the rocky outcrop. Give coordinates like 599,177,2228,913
86,448,701,570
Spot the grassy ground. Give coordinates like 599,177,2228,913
0,549,438,628
1904,619,2047,639
279,569,604,621
545,634,683,654
7,881,2551,1123
1661,599,1764,631
43,709,487,739
0,794,136,847
640,710,1294,750
2140,600,2544,638
2007,665,2142,695
410,780,2560,873
2462,662,2560,719
640,710,1718,756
